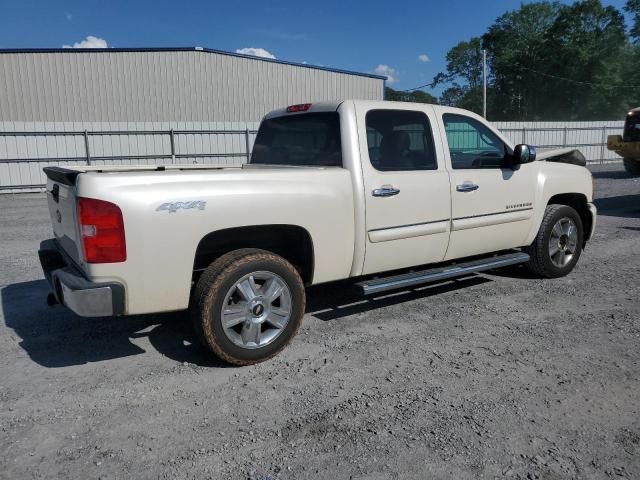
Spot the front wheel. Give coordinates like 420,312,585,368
623,158,640,176
191,248,305,365
524,204,584,278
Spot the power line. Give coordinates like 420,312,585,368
517,65,640,89
404,80,438,92
403,64,640,94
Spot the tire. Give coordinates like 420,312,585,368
524,204,584,278
623,158,640,176
190,248,305,366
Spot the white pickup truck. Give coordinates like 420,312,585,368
39,100,596,365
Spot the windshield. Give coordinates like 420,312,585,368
250,112,342,167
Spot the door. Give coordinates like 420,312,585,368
357,105,452,275
439,113,536,260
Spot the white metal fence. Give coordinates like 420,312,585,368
494,120,625,164
0,121,260,192
0,120,625,193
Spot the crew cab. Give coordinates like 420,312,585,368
39,100,597,365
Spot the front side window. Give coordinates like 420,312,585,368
251,112,342,167
365,110,437,171
443,114,507,169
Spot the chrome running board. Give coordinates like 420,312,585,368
355,251,530,295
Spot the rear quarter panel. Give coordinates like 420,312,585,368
76,167,355,315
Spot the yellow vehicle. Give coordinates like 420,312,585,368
607,107,640,176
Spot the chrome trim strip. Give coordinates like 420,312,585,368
368,220,449,243
453,207,533,221
452,208,533,232
369,219,450,233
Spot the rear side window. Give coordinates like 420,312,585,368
365,110,437,171
251,112,342,167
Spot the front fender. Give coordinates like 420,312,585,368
525,162,593,246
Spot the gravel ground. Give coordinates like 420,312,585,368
1,164,639,480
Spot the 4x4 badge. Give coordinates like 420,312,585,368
156,200,207,213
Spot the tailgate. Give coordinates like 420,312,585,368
44,167,83,265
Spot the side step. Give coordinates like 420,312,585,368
355,251,530,295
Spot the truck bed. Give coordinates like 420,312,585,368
43,163,325,186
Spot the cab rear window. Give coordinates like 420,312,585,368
250,113,342,167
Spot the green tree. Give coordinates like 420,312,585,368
384,86,437,104
626,0,640,42
432,37,484,114
434,0,639,120
483,2,561,119
541,0,629,119
624,0,640,109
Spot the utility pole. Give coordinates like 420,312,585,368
482,49,487,119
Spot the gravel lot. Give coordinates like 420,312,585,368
1,164,639,480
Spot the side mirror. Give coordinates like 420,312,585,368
512,144,536,167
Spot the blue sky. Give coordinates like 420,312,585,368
0,0,631,94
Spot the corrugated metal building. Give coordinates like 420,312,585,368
0,47,385,191
0,47,384,122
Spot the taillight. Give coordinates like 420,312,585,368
77,197,126,263
286,103,311,113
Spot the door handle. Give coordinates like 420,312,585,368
372,187,400,197
456,183,479,192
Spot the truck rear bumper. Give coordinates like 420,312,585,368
38,239,125,317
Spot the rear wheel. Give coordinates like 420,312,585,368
524,204,584,278
623,158,640,176
191,249,305,365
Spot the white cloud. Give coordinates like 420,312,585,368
64,12,73,21
418,54,430,62
63,35,108,49
374,64,398,84
235,47,276,59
